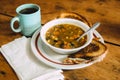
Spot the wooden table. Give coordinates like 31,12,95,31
0,0,120,80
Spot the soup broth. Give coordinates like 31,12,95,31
46,24,87,49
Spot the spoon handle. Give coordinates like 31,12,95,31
77,22,100,42
86,22,100,33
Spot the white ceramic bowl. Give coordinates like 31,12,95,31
40,18,93,54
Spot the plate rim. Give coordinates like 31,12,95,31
31,29,105,70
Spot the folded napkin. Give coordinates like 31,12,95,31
0,36,64,80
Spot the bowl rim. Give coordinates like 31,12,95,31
40,18,93,52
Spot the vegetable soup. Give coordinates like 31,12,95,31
45,24,87,49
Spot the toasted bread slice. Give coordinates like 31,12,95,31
57,12,92,27
68,39,107,58
63,39,107,64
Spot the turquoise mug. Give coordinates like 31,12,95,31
10,4,41,36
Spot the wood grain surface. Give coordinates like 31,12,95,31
0,0,120,80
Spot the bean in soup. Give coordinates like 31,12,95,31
46,24,87,49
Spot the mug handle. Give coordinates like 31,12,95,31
10,16,21,32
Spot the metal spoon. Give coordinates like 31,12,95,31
77,22,100,42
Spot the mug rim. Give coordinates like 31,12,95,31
16,3,40,15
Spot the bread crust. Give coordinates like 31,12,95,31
57,12,92,27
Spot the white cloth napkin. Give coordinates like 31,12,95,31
0,36,64,80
